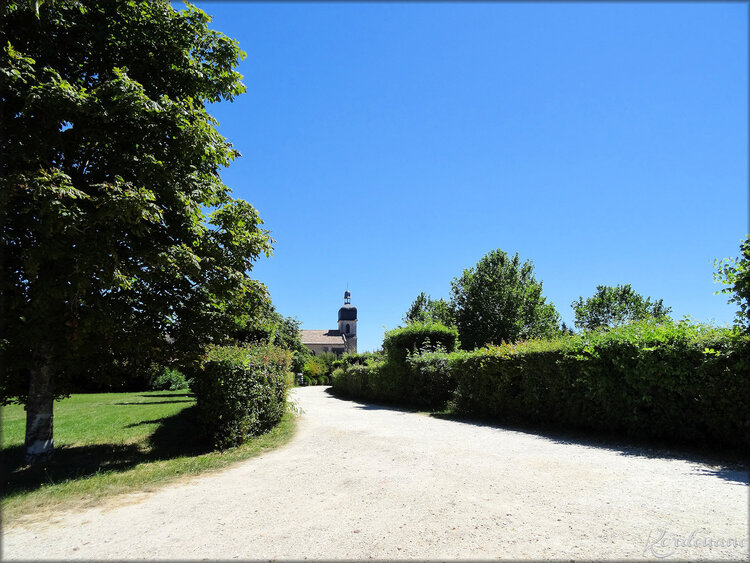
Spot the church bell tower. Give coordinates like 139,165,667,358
337,290,357,353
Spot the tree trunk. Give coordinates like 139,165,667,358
24,343,55,466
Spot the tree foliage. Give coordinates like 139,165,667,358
450,249,560,349
571,284,671,331
236,302,306,372
237,302,303,351
714,235,750,332
402,291,454,327
0,1,269,463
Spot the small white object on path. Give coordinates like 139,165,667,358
3,386,748,560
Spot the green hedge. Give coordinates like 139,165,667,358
405,351,455,409
299,352,337,386
299,373,331,386
332,351,384,369
383,322,459,363
450,339,569,425
191,344,291,450
386,323,459,408
332,363,380,399
333,320,750,451
332,323,459,409
453,321,750,449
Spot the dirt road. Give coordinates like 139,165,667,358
3,386,748,560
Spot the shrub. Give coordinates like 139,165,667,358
302,352,337,385
450,320,750,450
405,351,455,409
449,338,569,424
150,367,190,391
330,367,347,391
332,362,382,400
332,326,458,406
284,370,295,389
191,344,291,450
333,318,750,451
383,322,459,363
379,323,458,405
333,351,384,369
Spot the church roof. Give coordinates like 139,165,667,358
300,329,346,346
338,304,357,321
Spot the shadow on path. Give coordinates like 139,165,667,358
323,387,749,486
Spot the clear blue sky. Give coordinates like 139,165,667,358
196,2,748,352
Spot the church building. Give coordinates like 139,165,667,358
300,290,357,356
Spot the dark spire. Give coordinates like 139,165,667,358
339,289,357,321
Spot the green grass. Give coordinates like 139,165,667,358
1,390,297,523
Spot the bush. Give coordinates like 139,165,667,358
405,351,454,409
383,322,459,363
333,318,750,451
332,362,382,400
333,351,384,369
191,344,291,450
150,367,190,391
301,352,337,386
449,338,571,424
332,325,458,407
450,320,750,450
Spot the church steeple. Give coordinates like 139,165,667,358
337,289,357,353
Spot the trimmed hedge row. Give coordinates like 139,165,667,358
300,374,332,386
333,324,459,409
332,320,750,450
331,362,380,399
383,322,460,363
191,344,291,450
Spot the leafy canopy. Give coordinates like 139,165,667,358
571,284,671,332
403,292,455,327
450,249,560,349
714,235,750,332
0,0,270,402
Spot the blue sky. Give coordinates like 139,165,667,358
197,2,748,352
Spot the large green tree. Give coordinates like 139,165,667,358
0,1,271,464
571,284,671,331
450,249,560,349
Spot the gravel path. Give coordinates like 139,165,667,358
3,386,748,560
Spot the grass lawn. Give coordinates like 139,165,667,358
1,390,297,524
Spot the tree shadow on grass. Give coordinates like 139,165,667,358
115,399,194,405
139,393,194,398
1,406,212,501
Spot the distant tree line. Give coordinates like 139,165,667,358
406,235,750,350
403,248,676,349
